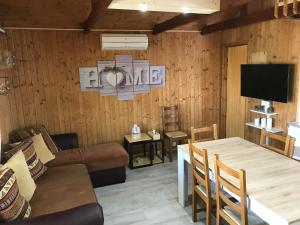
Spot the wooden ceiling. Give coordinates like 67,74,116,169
0,0,90,29
0,0,193,30
0,0,295,33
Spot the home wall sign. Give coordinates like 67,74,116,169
79,55,165,100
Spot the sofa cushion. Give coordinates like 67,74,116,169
5,139,47,181
0,168,31,222
2,151,37,201
46,148,84,167
81,143,129,172
31,125,60,153
32,134,55,164
14,130,31,141
46,143,129,172
30,164,97,218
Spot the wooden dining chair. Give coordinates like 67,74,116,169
214,154,267,225
162,105,188,162
260,129,292,157
191,124,218,143
188,139,214,224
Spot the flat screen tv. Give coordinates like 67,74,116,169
241,64,292,103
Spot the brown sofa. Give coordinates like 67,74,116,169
1,125,131,224
10,125,129,187
47,142,129,187
31,164,97,217
3,164,104,225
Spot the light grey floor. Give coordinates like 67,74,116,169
95,161,215,225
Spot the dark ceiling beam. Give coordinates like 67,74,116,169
220,0,253,11
220,0,253,10
82,0,113,32
152,0,256,35
201,2,300,35
152,14,204,35
239,5,248,18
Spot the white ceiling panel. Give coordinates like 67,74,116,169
108,0,220,14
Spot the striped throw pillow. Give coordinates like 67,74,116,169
31,125,60,153
0,168,31,222
4,139,47,180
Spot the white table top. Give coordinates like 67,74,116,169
178,137,300,225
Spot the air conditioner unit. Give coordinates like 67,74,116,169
101,34,148,51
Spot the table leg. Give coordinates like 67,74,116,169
128,143,133,169
161,141,165,162
150,142,154,162
169,138,173,162
124,137,128,151
178,149,189,207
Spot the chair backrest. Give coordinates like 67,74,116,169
191,124,218,142
214,154,248,225
188,139,211,201
162,105,180,133
259,129,292,157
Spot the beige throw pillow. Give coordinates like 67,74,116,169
3,151,36,201
5,139,47,181
32,134,55,164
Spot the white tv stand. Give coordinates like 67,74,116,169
245,101,283,134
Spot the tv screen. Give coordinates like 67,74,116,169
241,64,292,103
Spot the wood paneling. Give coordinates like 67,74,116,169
0,47,13,143
0,91,12,143
0,0,90,29
0,0,280,32
1,17,299,146
221,19,300,143
0,0,188,31
226,45,247,138
0,30,222,146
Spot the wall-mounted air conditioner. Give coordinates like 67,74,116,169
101,34,148,51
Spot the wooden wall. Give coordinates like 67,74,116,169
221,19,300,143
0,92,13,143
1,18,299,146
0,30,222,146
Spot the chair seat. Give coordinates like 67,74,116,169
165,131,188,139
223,206,267,225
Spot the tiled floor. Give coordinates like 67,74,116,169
95,161,214,225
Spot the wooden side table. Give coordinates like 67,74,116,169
124,133,165,169
150,139,165,165
124,133,152,169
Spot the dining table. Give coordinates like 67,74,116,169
177,137,300,225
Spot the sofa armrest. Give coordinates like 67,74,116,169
51,133,79,150
3,203,104,225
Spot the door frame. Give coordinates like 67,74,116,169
219,41,248,138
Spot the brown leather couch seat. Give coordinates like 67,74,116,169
47,143,129,172
30,164,97,218
10,127,129,187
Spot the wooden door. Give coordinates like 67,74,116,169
226,45,247,138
